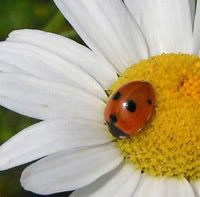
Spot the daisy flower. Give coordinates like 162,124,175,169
0,0,200,196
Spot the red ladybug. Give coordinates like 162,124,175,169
104,81,155,139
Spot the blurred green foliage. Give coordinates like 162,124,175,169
0,166,28,197
0,0,63,40
0,0,80,196
0,108,38,143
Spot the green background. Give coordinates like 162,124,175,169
0,0,81,196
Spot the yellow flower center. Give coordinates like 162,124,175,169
109,53,200,180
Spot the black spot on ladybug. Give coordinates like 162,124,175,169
112,91,121,100
147,99,152,105
125,100,137,112
109,114,117,123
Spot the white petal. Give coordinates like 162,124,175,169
71,162,141,197
0,60,20,73
8,29,117,89
134,174,195,197
191,179,200,196
189,0,196,24
0,119,110,170
0,73,104,121
125,0,193,55
0,41,106,98
21,143,123,195
54,0,149,72
194,0,200,54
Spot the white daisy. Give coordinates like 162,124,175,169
0,0,200,196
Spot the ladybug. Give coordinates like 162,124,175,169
104,81,155,139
